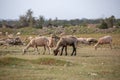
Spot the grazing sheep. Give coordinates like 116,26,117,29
23,36,50,55
86,38,98,45
94,36,112,50
53,35,78,56
0,37,23,49
6,37,23,45
77,38,88,44
77,38,98,45
46,34,60,54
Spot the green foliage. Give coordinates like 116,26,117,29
0,57,27,66
0,28,15,34
98,20,108,29
32,57,74,66
0,57,74,67
35,16,45,29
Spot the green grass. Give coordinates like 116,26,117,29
0,46,120,80
0,27,120,80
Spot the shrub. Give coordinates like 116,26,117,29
98,20,108,29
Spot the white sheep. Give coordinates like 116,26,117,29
53,35,78,56
23,36,50,55
86,38,98,45
16,32,21,36
77,38,98,45
94,35,112,50
77,38,88,44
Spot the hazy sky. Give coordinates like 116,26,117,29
0,0,120,20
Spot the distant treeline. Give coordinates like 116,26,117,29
0,9,120,29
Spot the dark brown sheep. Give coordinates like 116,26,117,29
53,35,78,56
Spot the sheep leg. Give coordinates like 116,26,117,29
109,43,112,49
47,46,51,55
74,47,76,56
43,46,46,55
60,46,64,56
36,47,40,54
34,45,39,55
65,46,67,56
71,44,76,56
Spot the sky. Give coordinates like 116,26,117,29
0,0,120,20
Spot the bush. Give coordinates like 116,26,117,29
98,20,108,29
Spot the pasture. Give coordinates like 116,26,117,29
0,33,120,80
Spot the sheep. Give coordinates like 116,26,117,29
77,38,88,44
0,37,23,49
86,38,98,45
53,35,78,56
5,37,23,45
23,36,50,55
46,34,60,54
77,38,98,45
94,36,112,50
16,32,21,36
24,36,34,43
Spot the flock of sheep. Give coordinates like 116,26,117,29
0,32,112,56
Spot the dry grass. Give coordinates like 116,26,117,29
0,29,120,80
0,46,120,80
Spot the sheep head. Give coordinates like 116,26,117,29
53,49,59,56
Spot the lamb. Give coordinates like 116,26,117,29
23,36,50,55
94,35,112,50
53,35,78,56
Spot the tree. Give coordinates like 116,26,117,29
37,16,45,29
2,20,7,28
106,15,115,28
26,9,33,27
99,20,108,29
47,18,53,27
19,15,28,27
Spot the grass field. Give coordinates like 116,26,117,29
0,27,120,80
0,45,120,80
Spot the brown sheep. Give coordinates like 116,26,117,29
94,36,112,50
53,35,78,56
23,36,50,55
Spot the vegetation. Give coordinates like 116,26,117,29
0,46,120,80
0,9,120,80
0,9,120,29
